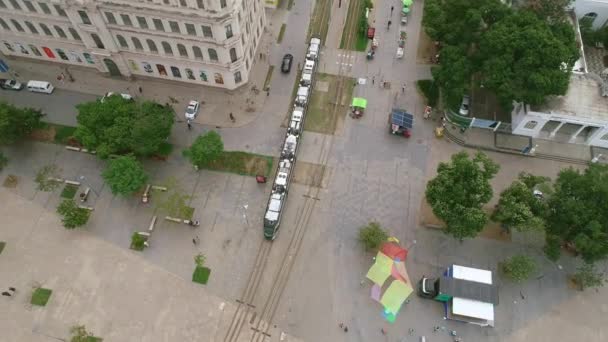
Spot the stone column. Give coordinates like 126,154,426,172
569,125,587,143
549,122,565,137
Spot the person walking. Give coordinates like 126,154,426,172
2,291,11,297
187,119,192,130
8,287,16,292
391,5,394,14
192,238,197,245
229,112,235,122
138,86,143,94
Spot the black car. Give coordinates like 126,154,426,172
281,54,293,73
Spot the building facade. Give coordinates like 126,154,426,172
0,0,265,89
574,0,608,30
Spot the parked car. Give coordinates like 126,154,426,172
281,54,293,73
185,100,200,120
459,95,470,116
0,79,24,90
101,91,133,102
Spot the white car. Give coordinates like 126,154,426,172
0,79,24,90
101,91,133,102
459,95,470,116
185,100,200,120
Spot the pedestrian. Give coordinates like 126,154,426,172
339,322,344,329
187,119,192,130
192,238,197,245
195,236,200,244
266,89,270,96
138,86,142,94
402,85,405,93
229,112,235,122
343,326,348,333
391,6,394,13
381,328,386,335
8,287,16,292
372,76,375,84
2,291,11,297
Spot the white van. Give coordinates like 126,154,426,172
26,80,54,94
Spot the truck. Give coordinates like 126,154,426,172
300,59,316,86
295,86,310,106
306,38,321,60
417,265,499,327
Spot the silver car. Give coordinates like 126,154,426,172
459,95,470,116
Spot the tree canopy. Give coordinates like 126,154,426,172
74,96,174,159
102,155,148,196
0,102,43,145
426,151,499,240
57,200,89,229
358,222,389,251
183,131,224,168
546,164,608,263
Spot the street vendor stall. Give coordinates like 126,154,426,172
350,97,367,118
389,108,413,137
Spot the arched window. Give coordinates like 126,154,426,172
10,19,24,32
69,28,81,41
583,12,598,21
54,25,67,38
29,45,41,56
132,37,143,50
185,68,195,80
56,48,68,60
177,43,188,57
25,21,38,34
162,41,173,55
214,73,224,84
601,133,608,141
524,120,538,130
229,48,237,62
147,39,158,53
234,71,242,84
91,33,105,49
199,70,208,82
116,35,128,48
0,18,10,30
208,48,218,61
192,46,203,60
40,23,52,36
171,66,181,78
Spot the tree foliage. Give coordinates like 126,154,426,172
74,96,173,159
525,0,572,22
194,253,206,268
501,255,536,282
57,200,89,229
358,222,389,251
546,164,608,263
102,155,148,196
183,131,224,169
70,325,99,342
492,172,549,232
426,151,499,240
0,101,44,145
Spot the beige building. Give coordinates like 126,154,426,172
0,0,265,89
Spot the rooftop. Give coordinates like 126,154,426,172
532,73,608,122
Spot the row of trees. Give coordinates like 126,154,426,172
0,101,45,167
422,0,579,110
426,151,607,285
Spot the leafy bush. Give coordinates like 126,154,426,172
130,232,147,251
102,156,148,196
544,234,562,261
183,131,224,169
417,79,440,107
502,255,536,282
573,263,605,291
57,200,89,229
35,164,61,192
358,222,389,251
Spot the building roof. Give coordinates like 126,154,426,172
532,73,608,122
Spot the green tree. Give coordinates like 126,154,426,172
501,255,536,282
194,253,206,268
74,97,173,159
57,200,89,229
546,164,608,263
0,102,44,145
492,172,549,232
70,325,100,342
573,263,605,291
526,0,572,22
358,222,389,251
131,232,147,251
102,155,148,196
183,131,224,169
426,151,499,240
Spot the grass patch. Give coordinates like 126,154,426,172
417,79,440,107
157,142,173,157
307,0,332,43
30,122,77,145
200,151,274,177
263,65,275,91
277,24,287,44
340,0,367,51
287,0,295,10
355,34,368,51
60,184,79,199
192,266,211,285
0,241,5,254
182,206,194,220
31,287,52,306
54,125,77,144
305,73,356,134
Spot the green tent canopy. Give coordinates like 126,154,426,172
402,7,410,14
352,97,368,109
402,0,412,7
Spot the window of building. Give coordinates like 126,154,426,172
54,4,67,16
83,53,94,64
245,58,249,70
0,18,9,30
153,18,164,31
214,73,224,84
162,41,173,55
38,2,50,14
69,28,81,40
0,0,5,8
601,133,608,141
196,0,204,9
199,70,207,81
79,11,92,25
137,16,148,29
157,64,167,76
147,39,158,53
105,12,117,24
23,1,36,12
201,25,212,38
40,23,52,36
121,14,133,26
25,21,38,34
185,68,195,80
54,25,67,38
163,0,169,4
524,121,538,130
241,35,245,46
132,37,143,50
179,0,187,6
56,48,68,60
220,0,226,9
91,33,104,49
208,48,218,61
169,21,180,33
583,12,598,22
171,66,181,78
192,46,203,60
185,23,196,35
116,35,128,48
11,19,24,32
234,71,242,84
225,23,233,39
29,44,41,56
229,47,237,62
8,0,21,10
177,43,188,57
